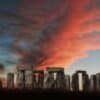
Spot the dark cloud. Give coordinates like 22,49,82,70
85,0,100,10
12,0,69,66
5,60,18,65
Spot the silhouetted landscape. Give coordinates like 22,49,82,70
0,88,100,99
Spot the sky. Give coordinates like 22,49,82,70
0,0,100,76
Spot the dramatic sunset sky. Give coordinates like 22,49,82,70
0,0,100,76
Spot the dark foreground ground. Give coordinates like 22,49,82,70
0,89,100,99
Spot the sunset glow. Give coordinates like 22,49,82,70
13,0,100,69
0,0,100,74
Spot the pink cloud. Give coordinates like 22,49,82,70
15,0,100,69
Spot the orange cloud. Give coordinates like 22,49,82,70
15,0,100,70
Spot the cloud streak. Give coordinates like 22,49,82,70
11,0,100,69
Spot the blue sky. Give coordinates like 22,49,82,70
0,0,20,73
65,50,100,75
